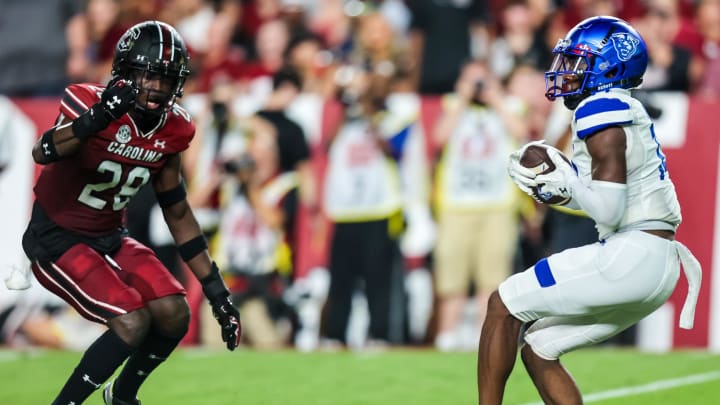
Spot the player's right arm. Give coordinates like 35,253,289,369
32,117,80,164
32,80,136,165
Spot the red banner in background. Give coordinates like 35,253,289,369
6,94,718,349
663,98,719,347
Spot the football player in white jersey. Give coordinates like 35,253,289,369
477,16,702,404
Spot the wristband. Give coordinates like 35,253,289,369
177,235,208,262
39,129,60,162
156,182,187,208
200,262,229,301
72,103,111,141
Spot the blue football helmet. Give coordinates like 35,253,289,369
545,16,648,109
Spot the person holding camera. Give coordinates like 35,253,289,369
432,60,528,351
216,122,299,349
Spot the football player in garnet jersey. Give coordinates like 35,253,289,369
477,17,702,404
22,21,240,405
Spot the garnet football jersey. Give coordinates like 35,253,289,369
34,83,195,236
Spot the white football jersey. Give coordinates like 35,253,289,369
570,88,682,239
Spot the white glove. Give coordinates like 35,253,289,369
533,147,577,202
507,140,546,197
507,142,577,204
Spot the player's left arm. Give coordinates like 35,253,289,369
586,126,627,184
566,126,629,225
153,153,241,351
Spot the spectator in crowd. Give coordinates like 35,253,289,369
432,60,527,351
0,0,89,96
633,0,703,92
379,73,436,344
408,0,490,94
285,31,337,98
183,80,246,236
240,19,292,96
216,117,299,350
85,0,121,83
322,68,404,348
693,0,720,99
488,0,552,79
251,65,315,210
85,0,166,84
241,66,322,346
193,6,243,93
160,0,241,89
234,0,284,53
309,0,355,62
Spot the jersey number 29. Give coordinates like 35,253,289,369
77,160,150,211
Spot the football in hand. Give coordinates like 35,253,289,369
519,144,572,205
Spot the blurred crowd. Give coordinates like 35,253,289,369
1,0,719,352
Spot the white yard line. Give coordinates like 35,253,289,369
520,371,720,405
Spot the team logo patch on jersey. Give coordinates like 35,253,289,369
115,125,132,144
610,33,639,61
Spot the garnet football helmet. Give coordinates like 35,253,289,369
545,16,648,109
111,20,190,115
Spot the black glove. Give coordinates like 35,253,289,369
100,79,137,120
72,79,137,140
209,294,242,351
201,263,241,351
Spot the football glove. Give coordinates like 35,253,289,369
507,140,547,197
533,147,577,201
507,142,577,204
72,80,137,140
209,294,242,351
100,79,137,120
200,263,242,351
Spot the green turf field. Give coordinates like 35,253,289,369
1,347,719,404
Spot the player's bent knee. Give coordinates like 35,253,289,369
148,295,190,338
109,307,152,347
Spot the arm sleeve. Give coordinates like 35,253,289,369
568,178,628,227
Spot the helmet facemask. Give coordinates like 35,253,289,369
124,66,187,117
545,51,595,110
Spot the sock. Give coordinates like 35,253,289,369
113,330,183,402
52,329,134,405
